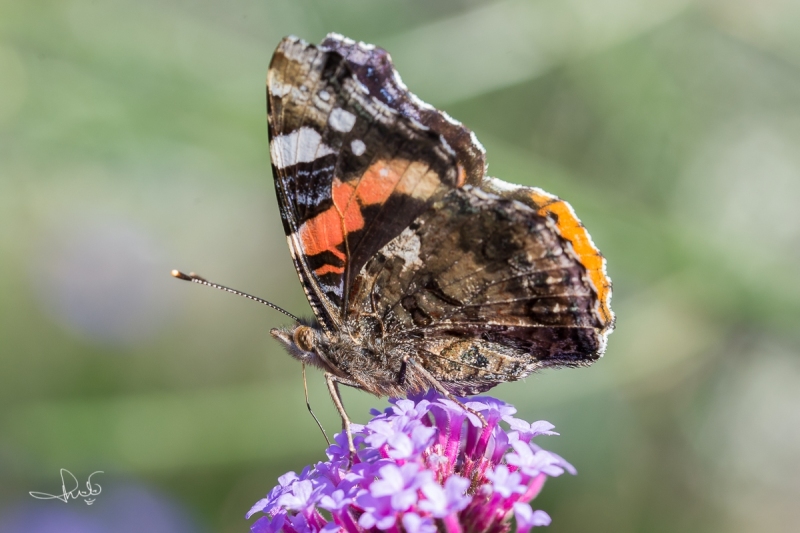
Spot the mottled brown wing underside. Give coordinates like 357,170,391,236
347,184,614,394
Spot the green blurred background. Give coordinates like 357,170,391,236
2,0,800,531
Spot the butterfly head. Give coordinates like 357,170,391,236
270,323,327,367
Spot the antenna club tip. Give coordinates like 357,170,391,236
171,270,192,281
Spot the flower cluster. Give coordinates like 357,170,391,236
247,391,575,533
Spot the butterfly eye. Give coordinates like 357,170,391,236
293,326,315,352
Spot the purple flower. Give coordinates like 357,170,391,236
318,489,352,512
486,465,525,498
247,391,574,533
247,472,300,519
356,492,398,530
402,512,437,533
505,419,559,443
419,476,470,517
513,503,551,533
251,514,285,533
506,441,567,478
277,480,317,511
369,463,429,510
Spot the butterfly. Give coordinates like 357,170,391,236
178,33,614,455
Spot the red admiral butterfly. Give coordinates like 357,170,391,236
175,33,614,454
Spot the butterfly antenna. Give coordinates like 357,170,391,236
171,270,301,322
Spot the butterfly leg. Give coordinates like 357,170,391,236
324,373,357,461
303,364,330,446
403,357,487,427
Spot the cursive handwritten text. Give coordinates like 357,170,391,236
29,469,103,505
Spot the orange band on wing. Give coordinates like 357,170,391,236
314,263,345,276
297,159,442,281
298,178,362,262
332,178,365,234
354,159,406,205
299,208,349,259
529,189,613,326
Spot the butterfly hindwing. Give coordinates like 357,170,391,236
347,183,613,394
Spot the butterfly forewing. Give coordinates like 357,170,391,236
267,36,486,329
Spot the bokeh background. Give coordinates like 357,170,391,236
2,0,800,531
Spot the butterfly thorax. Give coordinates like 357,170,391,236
271,324,426,397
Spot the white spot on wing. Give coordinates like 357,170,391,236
329,108,357,132
319,90,330,101
270,127,335,169
269,79,291,98
351,139,366,156
383,227,423,270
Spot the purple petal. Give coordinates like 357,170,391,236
277,479,316,511
402,513,438,533
278,472,299,486
419,482,447,516
528,420,557,435
391,488,418,511
356,493,397,530
514,503,551,532
246,497,272,520
370,464,404,496
319,489,352,511
386,431,414,459
547,450,577,476
504,418,558,444
246,481,293,519
357,513,376,530
288,512,314,533
507,440,572,478
250,512,285,533
465,398,517,422
443,476,471,512
486,465,525,498
410,424,436,449
364,420,395,448
392,398,417,416
490,424,511,463
420,475,471,517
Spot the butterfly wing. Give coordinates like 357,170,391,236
348,181,614,395
268,34,485,332
268,33,614,395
